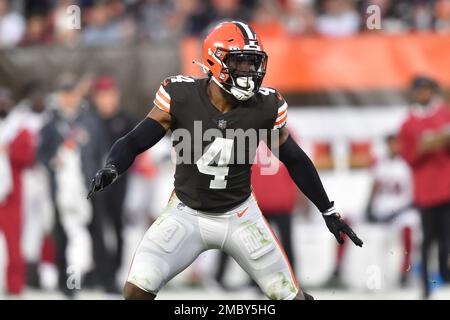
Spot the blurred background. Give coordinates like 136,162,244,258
1,0,450,300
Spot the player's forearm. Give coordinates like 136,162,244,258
278,134,332,213
417,129,450,155
106,117,166,174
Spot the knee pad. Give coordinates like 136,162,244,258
148,216,188,254
260,271,298,300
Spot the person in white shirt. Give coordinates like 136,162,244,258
0,0,25,48
316,0,361,37
366,134,419,287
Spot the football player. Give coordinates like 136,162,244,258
88,21,363,300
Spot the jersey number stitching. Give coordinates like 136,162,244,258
170,75,195,83
196,137,234,189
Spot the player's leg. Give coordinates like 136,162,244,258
268,214,295,270
399,226,412,285
436,203,450,282
223,195,307,300
104,183,126,276
392,208,420,287
124,195,206,299
123,281,156,300
2,203,25,294
419,208,434,298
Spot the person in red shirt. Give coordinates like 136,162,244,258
0,88,35,295
398,76,450,299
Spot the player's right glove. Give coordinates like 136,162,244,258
87,164,118,199
322,202,363,247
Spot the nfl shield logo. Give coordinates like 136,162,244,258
217,119,227,129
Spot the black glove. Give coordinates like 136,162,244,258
322,203,363,247
87,164,118,199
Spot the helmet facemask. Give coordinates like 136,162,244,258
220,50,268,101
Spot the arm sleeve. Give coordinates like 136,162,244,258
398,120,423,167
272,91,288,130
276,134,332,213
153,80,172,114
105,117,166,175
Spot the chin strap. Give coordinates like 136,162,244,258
192,60,255,101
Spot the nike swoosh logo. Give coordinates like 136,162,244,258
237,207,249,218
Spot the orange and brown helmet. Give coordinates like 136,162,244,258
200,21,268,100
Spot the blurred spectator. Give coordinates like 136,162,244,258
37,74,98,297
82,0,134,46
19,15,52,46
0,0,447,50
0,87,35,295
86,75,136,292
193,0,252,37
123,151,159,228
398,76,450,299
366,134,419,287
250,0,287,37
178,0,217,37
413,1,435,31
0,0,26,48
137,0,178,43
317,0,361,37
51,0,81,47
16,82,55,289
284,0,317,35
210,0,251,22
434,0,450,32
23,0,53,18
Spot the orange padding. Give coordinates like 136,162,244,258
181,33,450,92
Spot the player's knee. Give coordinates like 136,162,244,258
260,273,298,300
123,282,156,300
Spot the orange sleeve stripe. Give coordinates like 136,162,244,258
157,89,170,104
275,114,288,126
153,98,170,113
277,108,287,118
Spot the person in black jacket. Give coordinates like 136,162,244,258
87,75,136,291
37,73,105,296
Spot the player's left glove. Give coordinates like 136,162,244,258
322,202,363,247
87,164,118,200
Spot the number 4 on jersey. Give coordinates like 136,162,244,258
196,137,234,189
